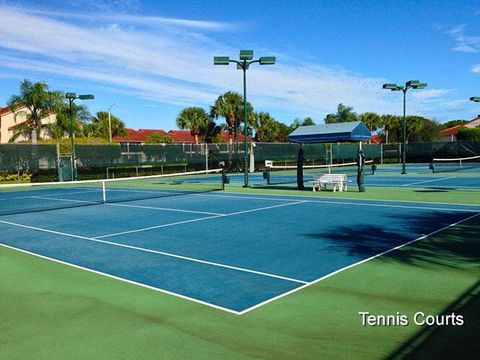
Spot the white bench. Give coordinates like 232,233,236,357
312,173,348,192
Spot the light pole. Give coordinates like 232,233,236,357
214,50,275,187
65,92,94,180
108,103,119,143
382,80,427,174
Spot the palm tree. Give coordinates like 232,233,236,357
46,103,92,139
176,107,211,144
251,112,278,142
210,91,243,144
360,112,382,132
201,118,222,143
381,114,402,143
87,111,127,139
8,80,63,143
325,103,358,124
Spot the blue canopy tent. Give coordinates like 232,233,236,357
288,121,372,144
287,122,372,190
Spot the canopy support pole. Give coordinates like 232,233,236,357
297,144,304,190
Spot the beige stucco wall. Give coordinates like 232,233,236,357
465,117,480,128
0,106,57,143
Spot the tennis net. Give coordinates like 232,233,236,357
0,169,225,216
430,155,480,173
265,161,374,185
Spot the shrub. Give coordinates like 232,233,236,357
456,127,480,141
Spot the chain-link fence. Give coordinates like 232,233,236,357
1,141,479,181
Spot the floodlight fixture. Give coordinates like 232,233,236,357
213,50,276,187
470,96,480,102
239,50,254,60
78,94,94,100
214,56,230,65
382,83,399,90
65,91,95,180
406,80,420,88
382,79,427,174
259,56,276,65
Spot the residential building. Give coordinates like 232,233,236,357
0,105,56,143
440,115,480,142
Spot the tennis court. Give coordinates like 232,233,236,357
1,172,479,314
236,162,480,190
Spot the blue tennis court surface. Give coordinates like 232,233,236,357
1,191,479,314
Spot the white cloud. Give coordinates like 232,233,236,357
24,8,236,31
447,24,480,53
0,4,454,122
411,89,453,101
471,64,480,73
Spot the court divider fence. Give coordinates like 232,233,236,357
1,140,479,182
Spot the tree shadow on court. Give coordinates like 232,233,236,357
305,211,480,269
384,280,480,360
309,211,480,358
380,211,480,270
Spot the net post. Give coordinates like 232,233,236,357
205,143,209,171
56,143,61,182
102,180,106,203
221,168,225,190
380,143,384,165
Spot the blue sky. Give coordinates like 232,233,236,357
0,0,479,130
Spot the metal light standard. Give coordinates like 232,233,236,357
214,50,275,187
108,103,119,143
382,80,427,174
65,92,94,180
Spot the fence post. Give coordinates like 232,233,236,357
380,143,384,164
56,143,61,181
205,143,209,171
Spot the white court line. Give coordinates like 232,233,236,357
195,191,480,208
195,192,480,213
96,200,307,238
30,196,224,216
0,219,307,286
31,196,98,204
0,188,100,202
400,176,457,187
238,211,480,315
106,203,224,216
0,242,241,315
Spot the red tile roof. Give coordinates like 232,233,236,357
115,128,247,143
370,134,382,144
0,106,11,116
167,130,196,143
113,128,168,143
440,125,464,137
